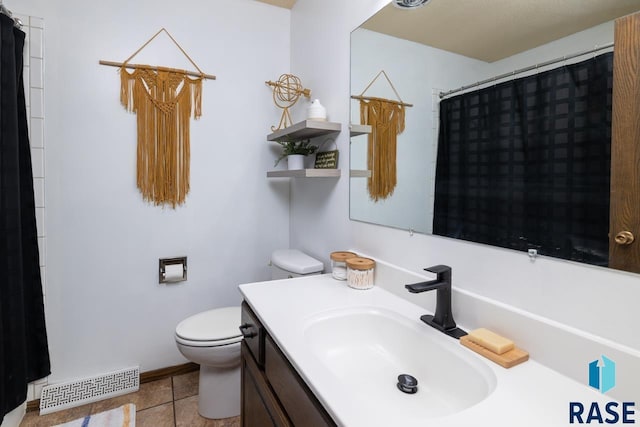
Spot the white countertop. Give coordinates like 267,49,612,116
239,274,616,427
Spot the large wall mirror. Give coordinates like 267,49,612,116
350,0,640,273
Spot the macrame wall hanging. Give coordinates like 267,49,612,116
100,28,216,208
352,70,412,202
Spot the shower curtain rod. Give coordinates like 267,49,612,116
439,42,614,99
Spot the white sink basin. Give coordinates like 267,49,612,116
304,307,497,421
240,272,613,426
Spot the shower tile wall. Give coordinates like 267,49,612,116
16,12,48,403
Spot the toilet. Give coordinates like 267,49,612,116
174,249,323,419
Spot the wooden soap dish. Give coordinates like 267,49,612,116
460,335,529,368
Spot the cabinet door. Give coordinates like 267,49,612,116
241,343,291,427
265,336,336,427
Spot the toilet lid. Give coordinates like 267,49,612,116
271,249,323,274
175,306,242,342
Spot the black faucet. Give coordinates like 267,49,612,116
405,265,467,339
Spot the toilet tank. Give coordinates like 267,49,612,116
271,249,323,280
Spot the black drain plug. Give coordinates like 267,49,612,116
397,374,418,394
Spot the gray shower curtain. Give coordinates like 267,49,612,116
0,14,51,422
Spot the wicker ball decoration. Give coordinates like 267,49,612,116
266,73,311,131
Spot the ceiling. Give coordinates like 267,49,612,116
255,0,640,62
361,0,640,62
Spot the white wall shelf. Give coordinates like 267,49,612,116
267,120,342,142
350,169,371,178
267,169,341,178
349,124,371,137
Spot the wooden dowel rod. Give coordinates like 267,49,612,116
99,60,216,80
350,94,413,107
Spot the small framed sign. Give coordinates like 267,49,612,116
314,150,339,169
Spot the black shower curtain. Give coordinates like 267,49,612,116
434,52,613,266
0,14,50,422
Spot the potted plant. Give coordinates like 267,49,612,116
274,138,319,169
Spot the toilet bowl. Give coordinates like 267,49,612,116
175,307,242,419
174,249,323,419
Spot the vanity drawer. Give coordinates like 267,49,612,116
241,302,265,367
265,336,336,427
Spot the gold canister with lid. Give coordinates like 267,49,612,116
346,257,376,290
329,251,358,280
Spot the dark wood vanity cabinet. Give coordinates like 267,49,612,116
240,302,336,427
242,343,290,426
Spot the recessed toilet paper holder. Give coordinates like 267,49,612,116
159,256,187,284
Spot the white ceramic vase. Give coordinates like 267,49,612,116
307,99,327,121
287,154,305,170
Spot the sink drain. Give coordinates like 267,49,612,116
397,374,418,394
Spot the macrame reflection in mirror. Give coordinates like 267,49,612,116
352,70,412,201
359,98,405,201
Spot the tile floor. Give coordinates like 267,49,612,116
20,371,240,427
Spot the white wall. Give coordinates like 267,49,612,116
288,0,389,267
290,0,639,357
15,0,291,385
487,21,614,79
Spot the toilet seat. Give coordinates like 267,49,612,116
175,335,242,347
175,306,242,347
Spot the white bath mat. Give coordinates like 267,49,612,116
53,403,136,427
